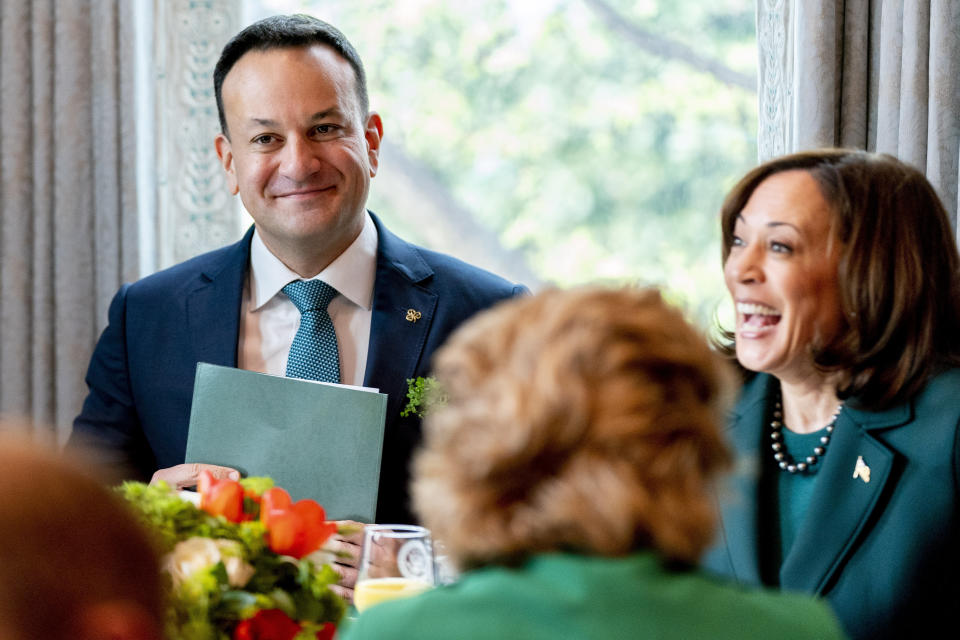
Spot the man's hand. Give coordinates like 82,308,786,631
324,520,366,603
149,463,239,489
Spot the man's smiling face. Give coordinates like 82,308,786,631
215,44,382,274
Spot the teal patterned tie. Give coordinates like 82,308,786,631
282,280,341,383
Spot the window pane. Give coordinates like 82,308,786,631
246,0,756,326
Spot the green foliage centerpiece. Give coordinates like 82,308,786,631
119,472,345,640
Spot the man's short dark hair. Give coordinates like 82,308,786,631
213,14,369,137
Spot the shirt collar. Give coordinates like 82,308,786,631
248,212,379,311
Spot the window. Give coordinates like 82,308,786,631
244,0,757,326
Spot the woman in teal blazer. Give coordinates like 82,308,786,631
342,287,844,640
702,150,960,639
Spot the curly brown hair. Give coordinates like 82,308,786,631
413,287,733,569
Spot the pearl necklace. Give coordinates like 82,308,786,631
769,391,843,474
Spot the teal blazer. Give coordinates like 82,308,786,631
703,371,960,639
341,552,844,640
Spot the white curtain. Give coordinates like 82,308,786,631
0,1,138,442
757,0,960,230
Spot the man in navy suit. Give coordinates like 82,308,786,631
70,15,524,531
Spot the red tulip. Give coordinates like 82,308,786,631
260,487,293,528
262,492,337,558
233,609,302,640
198,470,244,523
315,622,336,640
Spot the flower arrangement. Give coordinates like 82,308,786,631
118,471,346,640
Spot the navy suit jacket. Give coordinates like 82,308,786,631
703,371,960,639
71,214,526,523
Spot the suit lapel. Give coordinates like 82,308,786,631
364,215,438,424
779,399,910,593
716,375,772,583
184,227,253,368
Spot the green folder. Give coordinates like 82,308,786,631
184,363,388,522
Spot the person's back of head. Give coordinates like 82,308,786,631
414,286,734,570
0,435,163,640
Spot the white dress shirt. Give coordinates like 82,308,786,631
237,213,378,387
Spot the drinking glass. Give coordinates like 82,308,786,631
354,524,436,613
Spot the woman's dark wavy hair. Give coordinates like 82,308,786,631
718,149,960,410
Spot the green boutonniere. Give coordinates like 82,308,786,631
400,376,447,418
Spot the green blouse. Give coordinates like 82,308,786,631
775,428,829,564
340,551,845,640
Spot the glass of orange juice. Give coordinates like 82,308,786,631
354,524,436,613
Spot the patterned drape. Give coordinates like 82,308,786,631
0,1,138,442
757,0,960,230
154,0,243,270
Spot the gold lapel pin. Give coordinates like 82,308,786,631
852,455,871,483
405,309,422,323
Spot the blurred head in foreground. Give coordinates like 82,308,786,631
0,435,163,640
413,286,733,569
